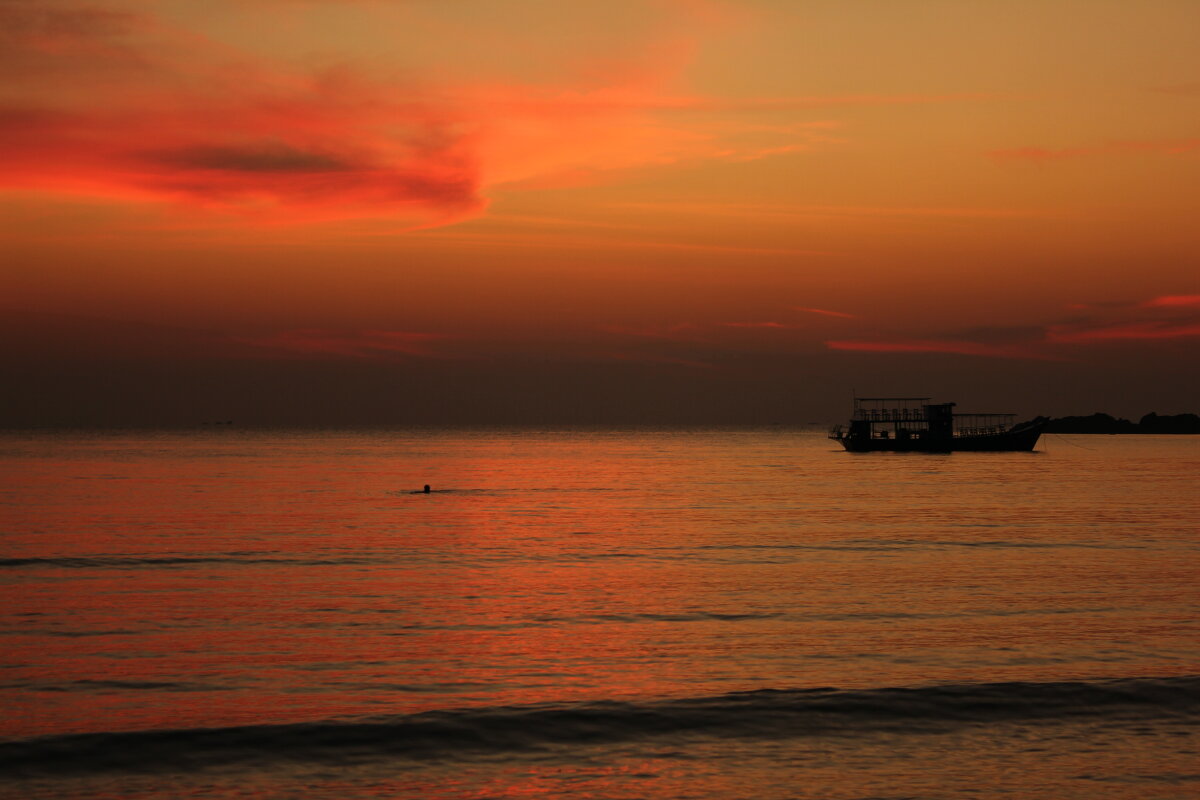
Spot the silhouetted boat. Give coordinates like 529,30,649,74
829,397,1044,452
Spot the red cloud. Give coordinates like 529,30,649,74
1046,321,1200,344
1141,295,1200,308
826,291,1200,360
0,2,732,226
2,97,484,229
0,0,487,227
826,339,1053,360
0,3,1002,229
1050,293,1200,344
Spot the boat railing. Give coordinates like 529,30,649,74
854,408,927,422
953,425,1008,437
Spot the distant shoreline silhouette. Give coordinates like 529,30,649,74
1038,412,1200,435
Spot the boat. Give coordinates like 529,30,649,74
829,397,1045,452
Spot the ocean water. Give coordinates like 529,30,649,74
0,429,1197,799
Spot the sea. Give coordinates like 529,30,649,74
0,428,1197,799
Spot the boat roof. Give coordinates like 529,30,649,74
855,397,932,402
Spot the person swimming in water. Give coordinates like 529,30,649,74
412,484,431,494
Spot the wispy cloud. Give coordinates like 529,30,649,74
1141,294,1200,309
1050,292,1200,343
598,323,712,346
1046,321,1200,344
826,338,1055,360
795,306,856,319
719,321,799,329
827,292,1200,360
612,201,1049,221
236,329,449,359
988,139,1200,162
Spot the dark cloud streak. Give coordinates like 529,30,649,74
147,142,354,173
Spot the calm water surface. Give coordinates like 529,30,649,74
1,429,1197,798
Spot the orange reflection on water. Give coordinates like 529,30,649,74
2,430,1198,800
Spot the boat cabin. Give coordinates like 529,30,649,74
830,398,1020,443
830,397,950,444
830,397,1040,452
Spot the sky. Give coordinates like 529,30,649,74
2,0,1198,426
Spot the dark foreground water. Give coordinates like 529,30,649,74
1,430,1197,798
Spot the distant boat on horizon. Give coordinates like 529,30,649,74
829,397,1045,453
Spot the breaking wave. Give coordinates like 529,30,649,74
0,555,377,568
2,676,1196,776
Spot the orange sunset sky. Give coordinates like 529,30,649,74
2,0,1198,425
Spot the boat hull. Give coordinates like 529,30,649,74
835,421,1044,453
950,423,1043,452
838,437,950,453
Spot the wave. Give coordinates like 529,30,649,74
0,536,1145,571
0,555,378,568
2,676,1196,776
